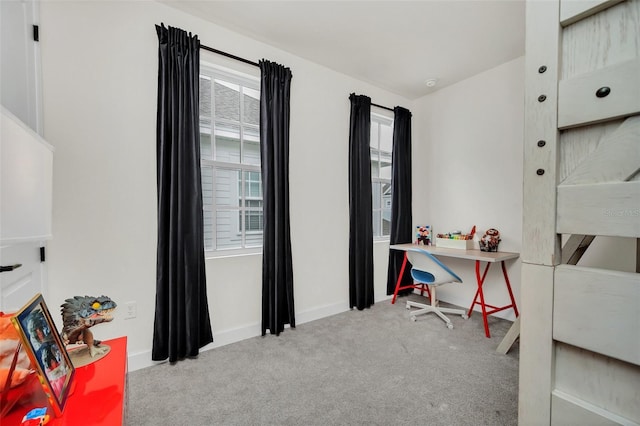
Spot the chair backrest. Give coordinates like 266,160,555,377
406,248,463,286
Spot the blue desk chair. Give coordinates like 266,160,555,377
405,248,468,329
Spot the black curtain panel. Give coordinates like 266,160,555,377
348,93,374,310
386,106,413,295
153,24,213,362
259,60,295,336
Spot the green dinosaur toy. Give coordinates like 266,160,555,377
60,295,117,358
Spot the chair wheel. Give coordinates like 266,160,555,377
406,303,410,310
410,316,417,322
461,314,468,319
446,323,453,329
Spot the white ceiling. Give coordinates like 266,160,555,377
162,1,526,100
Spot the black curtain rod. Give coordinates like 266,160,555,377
372,102,394,112
200,44,260,68
200,43,394,113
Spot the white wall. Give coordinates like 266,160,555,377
412,57,526,321
39,1,408,370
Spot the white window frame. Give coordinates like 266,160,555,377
370,112,394,240
200,64,262,256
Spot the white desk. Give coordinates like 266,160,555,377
390,243,519,338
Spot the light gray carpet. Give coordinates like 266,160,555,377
127,294,519,425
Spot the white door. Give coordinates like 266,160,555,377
0,0,43,134
1,100,53,314
0,242,47,313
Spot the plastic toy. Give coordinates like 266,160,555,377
479,228,501,252
21,407,49,425
415,225,431,245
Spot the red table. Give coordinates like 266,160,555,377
390,244,520,337
3,336,127,425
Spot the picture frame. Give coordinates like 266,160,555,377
11,293,75,416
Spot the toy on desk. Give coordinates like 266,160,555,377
479,228,501,252
415,225,431,245
436,230,474,240
60,296,117,359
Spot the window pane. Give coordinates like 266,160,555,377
380,122,393,153
202,165,214,250
382,207,391,236
372,210,381,237
214,79,239,122
370,122,379,150
200,67,261,252
202,166,214,208
243,125,260,165
244,207,263,232
382,182,392,207
372,182,381,209
199,75,212,128
371,160,380,178
200,132,212,160
244,171,262,199
380,153,392,179
216,210,241,250
215,168,240,207
204,218,214,250
382,182,392,236
243,87,260,126
245,224,263,247
246,199,263,208
200,75,213,161
215,122,240,162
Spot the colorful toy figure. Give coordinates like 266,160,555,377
415,225,431,245
479,228,501,252
20,407,49,426
60,296,117,357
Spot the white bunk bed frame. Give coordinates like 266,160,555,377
519,0,640,424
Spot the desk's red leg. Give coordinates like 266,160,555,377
467,262,490,315
391,252,408,304
501,261,519,317
468,261,492,338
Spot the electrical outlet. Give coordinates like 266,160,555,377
124,301,137,320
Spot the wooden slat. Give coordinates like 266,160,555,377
560,0,625,26
551,392,633,425
554,342,640,423
559,120,622,183
519,262,555,424
557,181,640,238
554,265,640,365
497,232,592,355
561,0,640,81
561,234,595,264
558,58,640,129
522,0,562,267
561,115,640,185
496,317,520,355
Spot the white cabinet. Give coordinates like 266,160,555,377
1,106,53,311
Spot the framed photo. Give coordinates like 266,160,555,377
11,293,75,416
